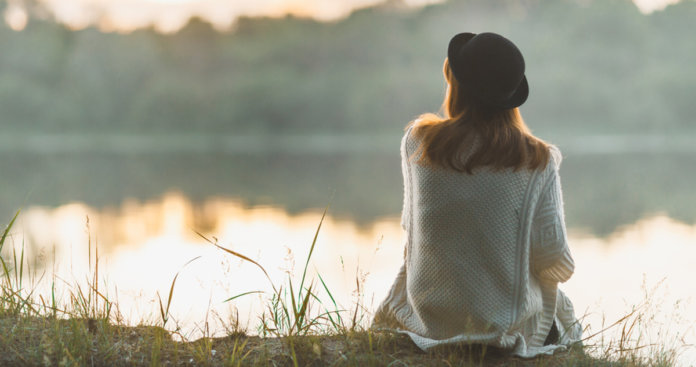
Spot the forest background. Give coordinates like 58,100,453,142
0,0,694,235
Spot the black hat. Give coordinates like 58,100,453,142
447,32,528,110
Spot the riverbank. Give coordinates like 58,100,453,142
0,315,665,367
0,210,681,366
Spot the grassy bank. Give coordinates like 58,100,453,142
0,210,678,366
0,316,673,367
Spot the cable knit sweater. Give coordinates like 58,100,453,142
372,125,582,357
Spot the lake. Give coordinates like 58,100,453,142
1,134,695,364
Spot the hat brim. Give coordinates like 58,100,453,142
447,32,529,110
499,75,528,110
447,32,476,74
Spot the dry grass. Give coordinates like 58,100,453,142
0,318,669,367
0,210,681,366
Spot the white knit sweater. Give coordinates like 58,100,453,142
373,126,582,357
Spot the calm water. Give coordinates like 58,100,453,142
4,195,695,364
1,142,696,364
3,134,696,235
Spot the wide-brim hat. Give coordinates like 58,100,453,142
447,32,529,110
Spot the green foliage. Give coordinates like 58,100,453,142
198,204,340,339
0,0,693,134
1,0,695,237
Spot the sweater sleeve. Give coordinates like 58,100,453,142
400,127,414,232
531,148,575,283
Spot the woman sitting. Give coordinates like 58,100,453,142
373,32,583,357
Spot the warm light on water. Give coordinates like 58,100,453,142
6,193,696,364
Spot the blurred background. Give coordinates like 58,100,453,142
0,0,695,356
0,0,694,235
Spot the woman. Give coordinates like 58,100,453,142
372,32,582,357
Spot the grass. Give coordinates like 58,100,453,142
0,210,683,366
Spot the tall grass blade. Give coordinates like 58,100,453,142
0,211,20,287
89,283,112,318
298,204,329,301
351,275,360,330
19,243,24,290
13,247,18,287
94,237,99,317
157,256,201,327
197,231,278,294
157,291,167,325
317,272,338,312
0,254,9,284
278,287,292,335
295,284,313,333
0,209,20,252
582,306,642,342
51,281,56,312
289,277,298,323
317,272,342,328
223,290,264,303
165,273,180,319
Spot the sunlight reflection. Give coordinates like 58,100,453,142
6,194,695,363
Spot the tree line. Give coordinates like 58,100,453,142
0,0,693,135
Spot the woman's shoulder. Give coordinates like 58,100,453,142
405,117,426,134
402,115,437,142
547,144,563,170
406,113,440,131
401,118,425,152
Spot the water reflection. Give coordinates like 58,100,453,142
11,193,405,337
4,150,696,236
5,194,696,363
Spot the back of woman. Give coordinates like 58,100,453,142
373,32,582,357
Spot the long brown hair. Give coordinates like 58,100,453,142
410,59,550,173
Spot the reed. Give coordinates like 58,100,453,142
0,210,682,366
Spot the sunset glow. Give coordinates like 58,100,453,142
1,0,677,33
32,0,444,32
7,195,696,363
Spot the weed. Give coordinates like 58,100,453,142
198,204,339,338
0,211,684,366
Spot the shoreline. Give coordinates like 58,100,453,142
0,315,648,367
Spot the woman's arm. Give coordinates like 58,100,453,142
531,150,575,283
400,127,415,232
